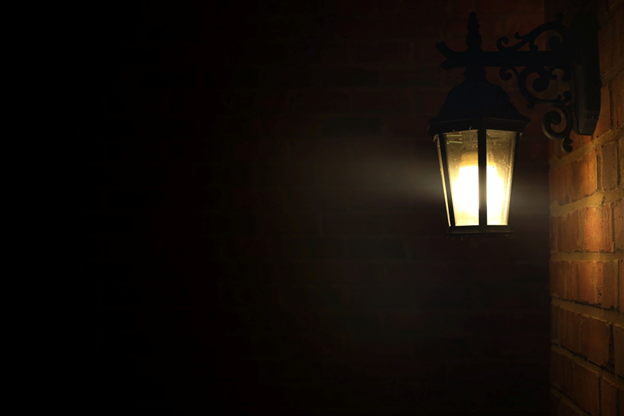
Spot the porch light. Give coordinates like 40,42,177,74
427,12,600,235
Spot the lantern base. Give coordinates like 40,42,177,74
447,225,514,235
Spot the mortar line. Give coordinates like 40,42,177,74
551,345,624,389
551,298,624,326
551,387,592,416
549,188,624,216
550,252,623,262
549,127,623,170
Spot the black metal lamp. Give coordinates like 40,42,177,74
427,12,600,235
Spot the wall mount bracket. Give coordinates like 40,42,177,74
434,12,601,153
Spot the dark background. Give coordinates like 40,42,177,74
67,1,557,414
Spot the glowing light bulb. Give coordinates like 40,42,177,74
452,163,506,226
436,130,516,229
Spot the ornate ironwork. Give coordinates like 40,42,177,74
434,12,600,153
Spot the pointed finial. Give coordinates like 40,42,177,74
466,12,482,51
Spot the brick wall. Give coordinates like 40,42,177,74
546,0,624,415
72,1,554,414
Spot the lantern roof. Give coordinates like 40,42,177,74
427,66,531,137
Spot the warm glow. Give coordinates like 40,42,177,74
453,164,506,225
437,130,516,227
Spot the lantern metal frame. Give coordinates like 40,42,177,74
427,12,601,235
436,130,520,235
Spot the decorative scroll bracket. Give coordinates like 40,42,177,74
435,12,601,153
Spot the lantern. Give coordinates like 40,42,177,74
426,12,601,234
428,67,529,234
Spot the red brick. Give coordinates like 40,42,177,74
614,72,624,129
593,86,612,139
551,304,559,341
576,261,594,303
597,261,618,309
552,260,576,299
558,210,581,252
576,261,618,308
550,260,569,297
620,139,623,189
549,137,565,161
560,308,581,354
580,316,611,367
614,199,623,250
550,215,557,253
571,130,593,148
573,363,600,415
615,325,624,377
601,377,618,416
620,259,623,312
550,164,571,205
583,205,614,252
599,141,619,190
571,149,598,201
566,261,579,301
551,350,573,395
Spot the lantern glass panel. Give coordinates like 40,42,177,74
437,130,516,227
485,129,516,225
443,130,479,225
